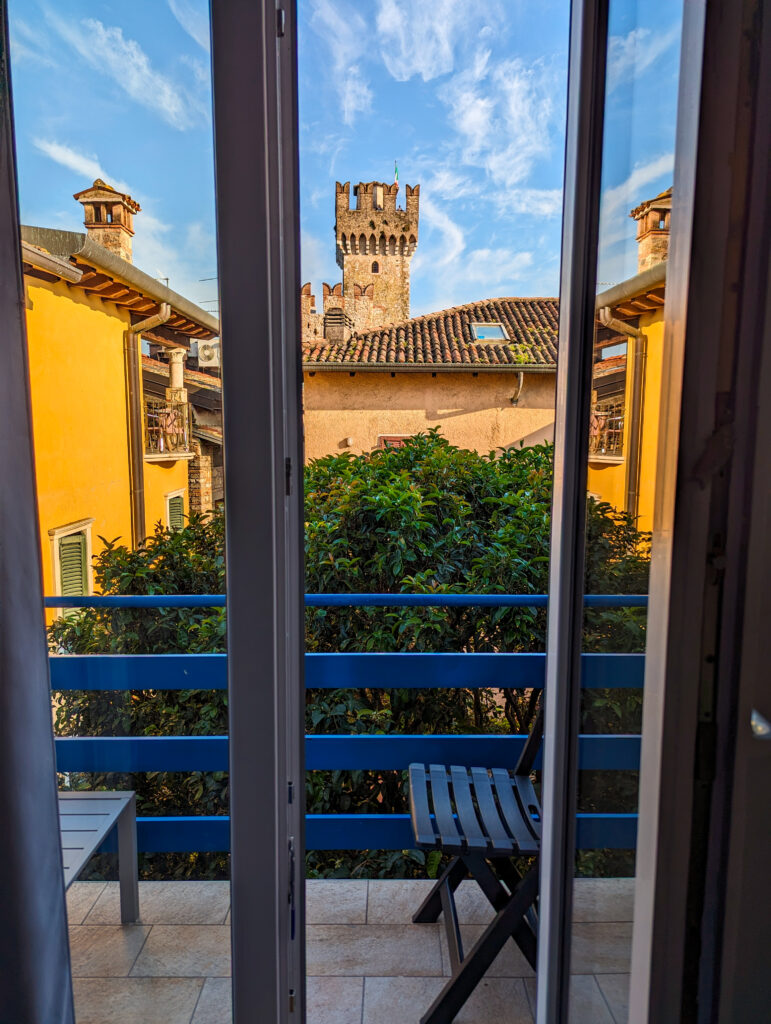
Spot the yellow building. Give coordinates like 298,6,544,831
20,179,219,599
587,189,671,532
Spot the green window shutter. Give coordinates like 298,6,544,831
59,533,87,596
168,495,184,531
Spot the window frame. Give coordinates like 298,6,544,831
469,322,509,341
48,518,95,600
165,489,185,531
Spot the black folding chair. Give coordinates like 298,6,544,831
408,708,542,1024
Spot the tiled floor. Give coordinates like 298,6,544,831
67,878,632,1023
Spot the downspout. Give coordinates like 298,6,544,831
598,307,647,521
125,304,171,547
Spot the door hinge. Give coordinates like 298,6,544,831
288,989,296,1012
288,780,294,804
285,457,292,496
277,8,286,37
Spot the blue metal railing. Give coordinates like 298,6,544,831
47,594,647,853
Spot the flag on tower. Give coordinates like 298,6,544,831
394,161,398,185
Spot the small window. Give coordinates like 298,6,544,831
378,435,410,449
371,261,379,273
167,493,185,531
59,533,87,596
470,323,508,341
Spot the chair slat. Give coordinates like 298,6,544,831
470,768,515,853
512,775,542,841
408,764,437,847
449,766,487,851
490,769,538,854
429,764,463,850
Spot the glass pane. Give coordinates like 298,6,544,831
573,3,685,1020
298,1,567,1019
7,3,228,1019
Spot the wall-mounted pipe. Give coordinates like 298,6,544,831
598,307,647,521
125,304,171,547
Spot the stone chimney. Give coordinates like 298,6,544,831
73,179,141,263
630,187,672,273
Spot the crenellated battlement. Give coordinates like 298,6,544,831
304,175,420,342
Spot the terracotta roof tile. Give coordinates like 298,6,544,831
302,296,559,370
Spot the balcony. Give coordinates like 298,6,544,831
49,592,643,1023
588,397,625,461
144,398,193,460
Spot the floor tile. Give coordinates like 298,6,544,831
363,976,532,1024
307,880,369,924
192,977,233,1024
366,880,433,923
307,924,442,977
525,975,614,1024
69,924,150,977
67,882,106,926
72,977,203,1024
366,880,496,926
86,881,230,925
572,879,635,923
570,923,632,974
441,925,536,978
308,976,364,1024
596,973,630,1023
131,925,231,977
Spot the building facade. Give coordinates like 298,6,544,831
21,179,220,599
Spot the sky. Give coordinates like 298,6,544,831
8,0,681,320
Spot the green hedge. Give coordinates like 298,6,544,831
51,431,649,879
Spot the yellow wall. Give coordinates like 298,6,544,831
586,307,665,532
25,276,188,596
303,370,556,460
144,460,189,533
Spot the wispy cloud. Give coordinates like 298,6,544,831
33,139,132,194
413,196,466,270
501,188,563,217
607,24,680,92
10,20,57,68
440,52,564,191
376,0,499,82
167,0,211,52
309,0,373,126
601,152,674,222
45,11,206,130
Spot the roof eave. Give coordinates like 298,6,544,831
20,226,219,336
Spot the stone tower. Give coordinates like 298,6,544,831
630,187,672,273
334,180,419,326
73,179,141,263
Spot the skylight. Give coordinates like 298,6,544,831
470,323,508,341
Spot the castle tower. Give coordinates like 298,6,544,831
630,187,672,273
334,180,419,326
73,179,141,263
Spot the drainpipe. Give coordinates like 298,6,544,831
125,304,171,547
598,307,647,521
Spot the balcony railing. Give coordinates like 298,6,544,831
589,396,625,457
45,593,648,854
144,397,192,456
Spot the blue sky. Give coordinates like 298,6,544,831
8,0,681,319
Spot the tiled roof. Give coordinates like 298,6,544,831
142,355,222,390
302,297,558,370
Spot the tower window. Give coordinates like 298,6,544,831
371,261,379,273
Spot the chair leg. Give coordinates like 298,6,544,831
466,854,538,969
117,794,139,924
420,865,540,1024
413,856,467,924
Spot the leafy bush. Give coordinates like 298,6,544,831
52,431,649,879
